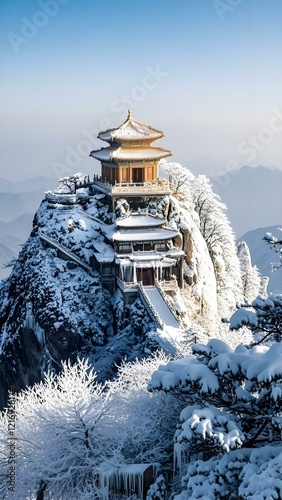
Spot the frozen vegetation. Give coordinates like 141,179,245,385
0,166,281,498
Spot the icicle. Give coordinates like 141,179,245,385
120,260,124,280
133,260,137,283
174,441,183,475
139,472,143,500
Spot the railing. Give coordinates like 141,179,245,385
158,276,178,289
112,180,170,194
116,277,138,291
155,279,184,327
38,230,94,275
138,284,164,329
70,175,172,196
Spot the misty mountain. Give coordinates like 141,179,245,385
0,214,34,280
187,156,229,176
0,177,55,222
0,176,55,194
0,177,55,280
239,224,282,294
211,165,282,238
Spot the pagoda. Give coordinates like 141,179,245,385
90,110,172,208
89,111,185,306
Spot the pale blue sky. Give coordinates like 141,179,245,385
0,0,282,180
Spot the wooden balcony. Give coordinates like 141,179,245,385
92,178,171,197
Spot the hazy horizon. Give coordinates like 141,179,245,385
1,0,282,182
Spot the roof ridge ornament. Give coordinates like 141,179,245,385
127,108,132,120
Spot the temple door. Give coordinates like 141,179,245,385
133,168,143,183
142,268,154,286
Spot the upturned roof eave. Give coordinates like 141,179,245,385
97,112,165,143
90,146,172,162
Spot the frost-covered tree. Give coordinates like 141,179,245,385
0,359,120,499
146,474,166,499
192,175,242,314
0,354,181,499
107,354,181,466
264,229,282,271
149,339,282,499
159,161,194,196
230,294,282,344
237,241,261,302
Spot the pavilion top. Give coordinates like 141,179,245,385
98,109,164,143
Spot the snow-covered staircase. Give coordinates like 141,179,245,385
139,285,181,329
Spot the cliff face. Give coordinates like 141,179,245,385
0,183,220,409
0,194,115,408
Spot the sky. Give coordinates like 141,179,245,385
0,0,282,181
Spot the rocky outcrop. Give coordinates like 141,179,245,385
0,187,221,409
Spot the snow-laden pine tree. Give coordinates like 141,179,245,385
237,240,261,302
230,293,282,344
149,338,282,499
192,175,243,315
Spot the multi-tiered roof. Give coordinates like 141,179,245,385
90,110,172,187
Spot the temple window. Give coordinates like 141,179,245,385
118,243,132,253
155,242,166,252
144,242,153,251
102,265,113,276
133,243,143,252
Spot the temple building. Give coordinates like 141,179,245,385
90,109,172,209
90,111,185,304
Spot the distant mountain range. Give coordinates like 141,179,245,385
188,157,281,177
239,225,282,294
0,176,55,222
0,177,55,280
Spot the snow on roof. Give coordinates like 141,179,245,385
93,242,115,257
116,213,166,228
113,228,179,242
93,253,114,263
93,242,115,262
98,110,164,143
90,146,171,162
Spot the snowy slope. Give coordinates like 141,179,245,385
238,225,282,294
